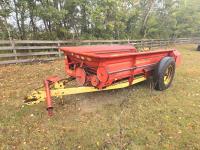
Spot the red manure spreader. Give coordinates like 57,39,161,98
25,45,181,115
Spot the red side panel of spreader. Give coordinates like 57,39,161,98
60,45,180,89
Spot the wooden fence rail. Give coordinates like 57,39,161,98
0,38,199,65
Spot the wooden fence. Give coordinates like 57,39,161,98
0,38,199,65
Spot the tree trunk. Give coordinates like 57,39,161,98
13,0,22,39
21,5,26,40
140,0,155,38
28,1,37,39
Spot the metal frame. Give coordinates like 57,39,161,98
24,76,146,115
24,45,181,116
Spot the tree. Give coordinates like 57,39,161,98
0,0,12,40
0,0,200,40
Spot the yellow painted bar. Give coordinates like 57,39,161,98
25,76,146,105
52,76,146,96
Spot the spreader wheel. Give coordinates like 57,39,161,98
154,57,175,91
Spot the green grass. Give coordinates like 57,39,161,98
0,44,200,149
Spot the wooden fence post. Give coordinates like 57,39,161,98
151,39,153,49
159,40,162,48
141,40,144,49
58,42,61,58
164,40,166,48
11,40,17,60
167,40,169,47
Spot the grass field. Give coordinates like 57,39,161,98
0,44,200,150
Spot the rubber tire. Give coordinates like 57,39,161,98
154,57,175,91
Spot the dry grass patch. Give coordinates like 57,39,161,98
0,44,200,149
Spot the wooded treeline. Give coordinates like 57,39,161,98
0,0,200,40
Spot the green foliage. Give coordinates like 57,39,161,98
0,0,200,40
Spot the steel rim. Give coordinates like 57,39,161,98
164,64,173,85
